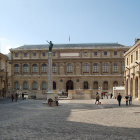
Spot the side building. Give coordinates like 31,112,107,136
0,53,8,98
124,39,140,99
9,43,129,99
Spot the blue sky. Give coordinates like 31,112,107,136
0,0,140,54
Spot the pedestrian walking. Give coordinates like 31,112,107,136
15,93,18,102
11,93,14,102
110,93,113,99
55,97,59,106
95,92,100,104
125,95,129,106
22,93,24,100
117,93,122,106
129,95,132,105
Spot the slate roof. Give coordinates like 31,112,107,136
11,43,128,50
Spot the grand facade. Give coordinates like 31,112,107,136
9,43,129,98
124,39,140,99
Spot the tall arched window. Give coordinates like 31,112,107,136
93,63,99,72
42,81,47,90
23,81,28,90
103,81,108,90
113,81,118,87
41,64,47,72
53,81,56,90
14,64,20,72
32,81,37,90
113,63,118,72
67,63,72,72
93,81,98,89
83,81,88,89
32,64,38,72
102,63,108,72
83,63,89,72
14,81,19,90
23,64,29,73
52,64,57,73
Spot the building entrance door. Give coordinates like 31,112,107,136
66,80,73,92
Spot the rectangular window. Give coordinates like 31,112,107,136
84,52,88,56
23,67,28,72
33,53,36,56
104,52,107,55
24,53,27,57
114,51,117,55
42,53,46,56
102,63,108,72
53,52,55,56
14,67,20,72
136,51,138,60
15,53,18,57
113,63,118,72
131,55,133,63
52,65,57,73
93,64,99,72
127,58,128,65
94,52,97,56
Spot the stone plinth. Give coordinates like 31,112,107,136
68,89,93,99
46,91,58,103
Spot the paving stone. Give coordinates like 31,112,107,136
0,99,140,140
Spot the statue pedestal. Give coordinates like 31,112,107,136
46,91,58,103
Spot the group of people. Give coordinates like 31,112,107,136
95,92,133,106
101,92,113,99
11,93,18,102
117,93,132,106
11,92,25,102
48,97,59,106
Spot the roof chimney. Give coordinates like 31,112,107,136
135,38,140,44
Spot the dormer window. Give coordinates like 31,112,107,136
15,53,18,57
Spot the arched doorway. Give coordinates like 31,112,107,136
66,80,73,91
135,77,138,98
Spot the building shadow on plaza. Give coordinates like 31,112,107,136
1,99,140,140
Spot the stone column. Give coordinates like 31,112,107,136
133,77,135,98
48,52,52,92
138,76,140,99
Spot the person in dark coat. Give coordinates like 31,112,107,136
110,93,113,99
125,95,129,106
22,93,24,100
117,93,122,106
15,93,18,102
55,97,59,106
11,93,14,102
129,95,132,105
95,92,100,104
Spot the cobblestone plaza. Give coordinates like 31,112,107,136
0,99,140,140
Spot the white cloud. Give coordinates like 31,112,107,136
0,37,21,54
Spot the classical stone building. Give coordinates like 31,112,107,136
124,39,140,99
0,53,8,98
9,43,129,99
